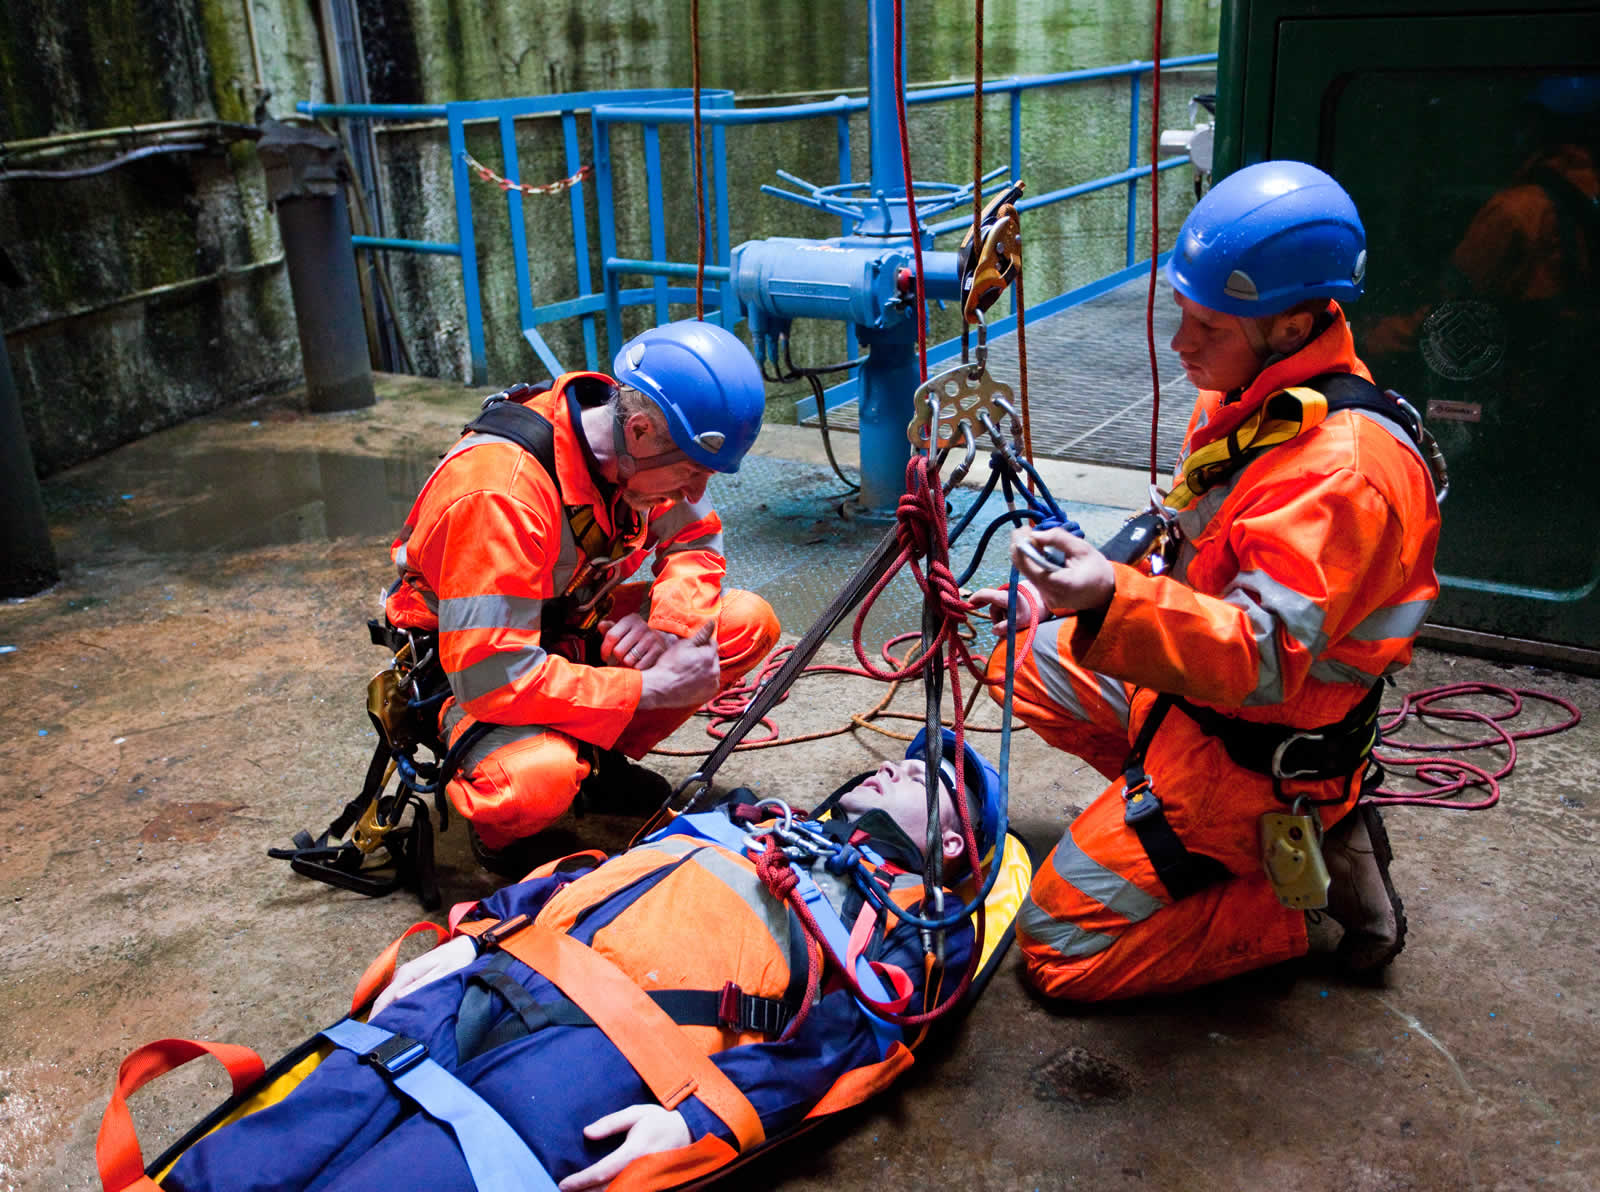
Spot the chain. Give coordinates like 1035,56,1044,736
461,152,592,196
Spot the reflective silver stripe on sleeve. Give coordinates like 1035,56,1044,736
438,431,502,468
1308,656,1384,687
1017,895,1115,959
652,497,725,556
1224,569,1329,707
448,645,549,704
394,543,408,569
1348,598,1433,643
1029,624,1092,722
438,594,544,633
660,526,725,556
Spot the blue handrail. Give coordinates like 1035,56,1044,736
298,53,1216,386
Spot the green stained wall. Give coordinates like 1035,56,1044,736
1,0,1218,472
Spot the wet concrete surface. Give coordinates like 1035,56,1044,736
2,376,1596,1191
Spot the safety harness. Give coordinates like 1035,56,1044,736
1115,373,1435,902
270,379,646,908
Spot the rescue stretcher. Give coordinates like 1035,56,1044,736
95,808,1033,1192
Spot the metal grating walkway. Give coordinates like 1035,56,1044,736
806,271,1199,472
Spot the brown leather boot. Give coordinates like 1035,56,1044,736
1308,803,1407,974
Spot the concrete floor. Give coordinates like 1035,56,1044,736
2,375,1596,1192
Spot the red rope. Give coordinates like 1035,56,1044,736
1365,682,1581,811
892,0,929,380
752,835,823,1038
1145,0,1165,486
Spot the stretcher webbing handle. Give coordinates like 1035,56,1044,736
350,921,451,1013
464,920,765,1152
96,1038,266,1192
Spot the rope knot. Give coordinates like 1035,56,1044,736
753,834,798,899
896,492,932,559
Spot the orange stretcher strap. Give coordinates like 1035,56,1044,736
97,1038,266,1192
350,921,452,1014
465,918,765,1152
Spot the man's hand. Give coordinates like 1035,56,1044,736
637,618,720,711
968,577,1046,635
370,935,478,1016
557,1105,691,1191
1009,527,1115,615
599,613,673,670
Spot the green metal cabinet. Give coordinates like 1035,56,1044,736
1215,0,1600,669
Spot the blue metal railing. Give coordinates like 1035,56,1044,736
299,53,1215,387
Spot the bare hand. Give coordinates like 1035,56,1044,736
370,935,478,1016
557,1104,691,1190
637,618,719,711
599,613,672,670
1008,527,1115,615
969,578,1046,635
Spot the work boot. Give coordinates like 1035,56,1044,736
467,823,542,880
1307,803,1407,975
574,750,673,818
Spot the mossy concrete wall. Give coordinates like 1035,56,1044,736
0,0,1218,473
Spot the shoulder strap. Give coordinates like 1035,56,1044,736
462,394,558,479
1306,372,1422,447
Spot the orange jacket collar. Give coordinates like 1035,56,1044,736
1189,302,1372,455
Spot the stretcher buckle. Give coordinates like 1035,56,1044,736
478,913,532,950
362,1033,428,1078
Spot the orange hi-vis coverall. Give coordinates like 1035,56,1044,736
988,305,1441,1000
384,374,779,848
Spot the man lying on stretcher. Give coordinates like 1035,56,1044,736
162,731,1009,1192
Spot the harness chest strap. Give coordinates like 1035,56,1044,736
457,917,766,1152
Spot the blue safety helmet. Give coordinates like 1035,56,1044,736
906,727,1002,864
611,320,766,473
1168,160,1367,318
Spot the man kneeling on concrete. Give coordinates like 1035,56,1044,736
382,320,781,874
160,734,999,1192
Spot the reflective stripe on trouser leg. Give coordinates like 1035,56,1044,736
984,618,1133,781
1018,776,1307,1002
612,587,781,759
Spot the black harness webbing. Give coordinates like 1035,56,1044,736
454,952,796,1065
1173,679,1384,783
1307,372,1423,446
462,397,559,475
1119,681,1385,903
1119,697,1232,902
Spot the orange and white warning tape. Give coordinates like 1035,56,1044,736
461,151,592,195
